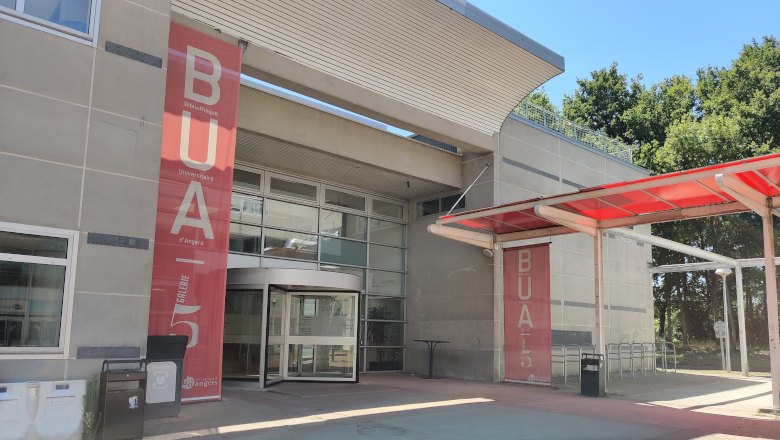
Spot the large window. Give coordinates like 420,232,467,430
0,223,77,356
230,166,407,372
0,0,100,44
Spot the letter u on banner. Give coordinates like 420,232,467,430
503,243,551,385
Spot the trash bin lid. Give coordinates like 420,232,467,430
146,335,188,360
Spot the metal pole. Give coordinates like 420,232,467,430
594,232,605,355
761,215,780,410
720,337,725,371
736,266,749,376
723,275,732,372
445,162,492,216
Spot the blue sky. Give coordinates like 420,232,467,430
468,0,780,109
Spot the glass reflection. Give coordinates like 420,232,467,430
287,344,354,378
265,199,318,232
320,210,366,240
24,0,92,33
320,237,367,267
0,261,66,347
222,289,263,379
289,295,355,337
368,244,405,271
369,219,405,246
263,229,317,261
229,224,262,255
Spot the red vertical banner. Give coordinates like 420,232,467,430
147,23,242,402
503,244,551,385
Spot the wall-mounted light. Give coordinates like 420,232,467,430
238,39,249,51
482,249,494,258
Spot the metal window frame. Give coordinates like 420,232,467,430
0,0,101,47
369,196,407,222
0,221,79,359
264,172,321,205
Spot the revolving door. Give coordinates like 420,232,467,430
223,268,361,387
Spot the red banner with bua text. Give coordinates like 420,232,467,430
147,23,242,402
503,244,551,385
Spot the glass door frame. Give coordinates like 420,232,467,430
278,290,359,383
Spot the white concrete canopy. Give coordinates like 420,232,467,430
170,0,564,153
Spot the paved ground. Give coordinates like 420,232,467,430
145,372,779,440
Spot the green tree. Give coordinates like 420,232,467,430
525,86,558,114
562,62,643,142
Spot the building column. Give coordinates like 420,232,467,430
594,232,605,355
762,215,780,410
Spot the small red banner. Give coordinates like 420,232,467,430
503,244,552,385
147,23,242,402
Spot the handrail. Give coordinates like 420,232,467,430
512,98,635,164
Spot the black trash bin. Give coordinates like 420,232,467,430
580,353,606,397
97,359,147,440
145,335,188,419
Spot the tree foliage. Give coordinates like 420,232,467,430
561,36,780,348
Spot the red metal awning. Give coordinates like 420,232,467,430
437,153,780,241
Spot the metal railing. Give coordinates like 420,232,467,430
512,99,635,164
551,344,596,384
605,342,677,380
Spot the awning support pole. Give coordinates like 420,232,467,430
735,265,749,376
717,173,779,406
762,214,780,409
594,231,605,356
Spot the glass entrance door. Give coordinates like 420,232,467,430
223,289,264,380
263,290,359,384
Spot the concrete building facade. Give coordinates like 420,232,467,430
0,0,653,389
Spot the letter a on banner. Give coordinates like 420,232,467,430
147,23,242,402
503,244,551,385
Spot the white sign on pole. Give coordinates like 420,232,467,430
714,321,727,339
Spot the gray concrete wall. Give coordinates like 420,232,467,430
0,0,170,381
406,151,499,381
498,115,654,377
406,114,654,382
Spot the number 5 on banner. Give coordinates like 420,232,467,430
521,350,532,367
170,304,201,348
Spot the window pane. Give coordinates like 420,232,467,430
287,344,354,378
319,265,365,289
416,199,439,218
366,297,404,320
230,194,263,225
233,169,261,191
366,348,403,371
269,177,317,201
320,210,366,240
24,0,92,33
368,244,404,271
367,270,404,296
289,295,356,337
228,224,262,255
441,194,465,213
369,219,405,246
268,290,285,336
0,261,66,347
264,199,318,233
0,231,68,259
263,229,317,261
366,322,403,346
320,237,367,267
0,0,15,9
324,188,365,211
372,199,404,219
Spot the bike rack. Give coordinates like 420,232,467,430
656,341,677,374
642,342,657,375
552,344,567,383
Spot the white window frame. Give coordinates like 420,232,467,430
0,221,79,359
0,0,101,47
320,185,367,215
232,165,264,197
368,196,407,222
264,172,320,206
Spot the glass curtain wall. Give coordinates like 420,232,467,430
229,167,407,372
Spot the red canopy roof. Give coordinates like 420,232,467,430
438,153,780,239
